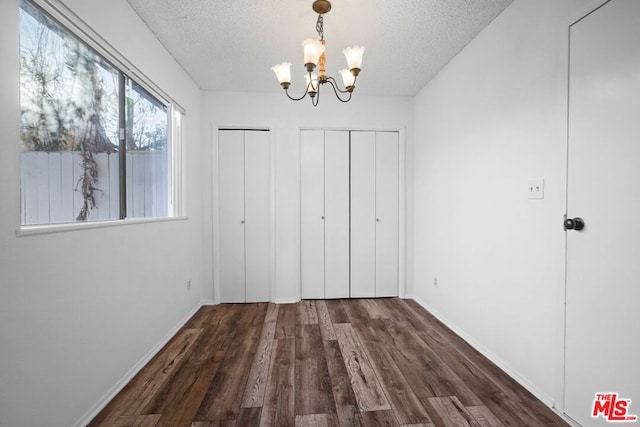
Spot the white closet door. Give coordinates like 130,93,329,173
324,131,350,298
300,130,325,299
244,130,271,303
218,130,246,303
375,132,399,297
350,131,376,298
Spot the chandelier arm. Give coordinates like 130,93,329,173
284,87,309,101
325,76,351,94
325,79,353,103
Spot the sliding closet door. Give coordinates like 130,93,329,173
300,130,325,299
350,131,377,298
375,132,399,297
218,130,246,302
244,131,271,302
324,131,350,298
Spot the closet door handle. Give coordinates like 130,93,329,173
376,218,380,222
241,220,245,224
321,216,325,220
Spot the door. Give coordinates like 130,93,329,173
300,130,325,299
350,131,377,298
565,1,640,425
218,129,271,303
375,132,399,297
300,130,350,299
244,130,271,302
324,131,350,298
218,130,246,302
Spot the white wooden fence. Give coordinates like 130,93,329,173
21,151,168,225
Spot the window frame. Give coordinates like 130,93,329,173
18,0,185,233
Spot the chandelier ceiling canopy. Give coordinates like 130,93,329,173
271,0,365,106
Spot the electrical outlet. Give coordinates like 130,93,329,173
434,277,438,287
187,279,191,290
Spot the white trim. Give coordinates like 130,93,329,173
16,215,188,237
269,129,277,303
398,127,407,298
72,300,203,427
275,298,299,304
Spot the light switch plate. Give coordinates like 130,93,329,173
528,179,544,199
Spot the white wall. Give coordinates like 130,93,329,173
0,0,204,426
411,0,605,408
201,92,413,303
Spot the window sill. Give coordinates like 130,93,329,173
16,216,188,237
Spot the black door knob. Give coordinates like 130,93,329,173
564,217,585,231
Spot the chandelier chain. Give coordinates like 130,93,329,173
316,14,324,40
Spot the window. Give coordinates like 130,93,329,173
19,0,183,226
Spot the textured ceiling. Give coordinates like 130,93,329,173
125,0,514,97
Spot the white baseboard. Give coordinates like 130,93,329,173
72,300,205,427
275,298,299,304
408,295,555,408
201,299,216,305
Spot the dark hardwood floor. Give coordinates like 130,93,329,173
89,298,568,426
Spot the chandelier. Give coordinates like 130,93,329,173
271,0,365,106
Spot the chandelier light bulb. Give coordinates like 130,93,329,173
271,62,292,87
339,69,355,90
343,45,365,75
302,39,325,71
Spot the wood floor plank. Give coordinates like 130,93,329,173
322,339,362,427
144,318,237,417
275,303,297,339
131,414,161,427
316,300,337,341
195,323,263,421
422,396,479,427
294,413,339,427
333,323,390,412
183,306,215,329
325,299,350,324
190,421,235,427
358,409,400,426
235,406,262,426
376,320,482,406
526,400,570,426
295,324,336,415
357,329,432,425
88,327,203,426
241,305,279,408
260,338,295,426
298,300,319,325
146,349,226,427
360,299,389,319
465,406,505,427
342,299,373,327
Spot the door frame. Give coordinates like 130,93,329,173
212,125,275,304
557,0,611,417
297,126,407,300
